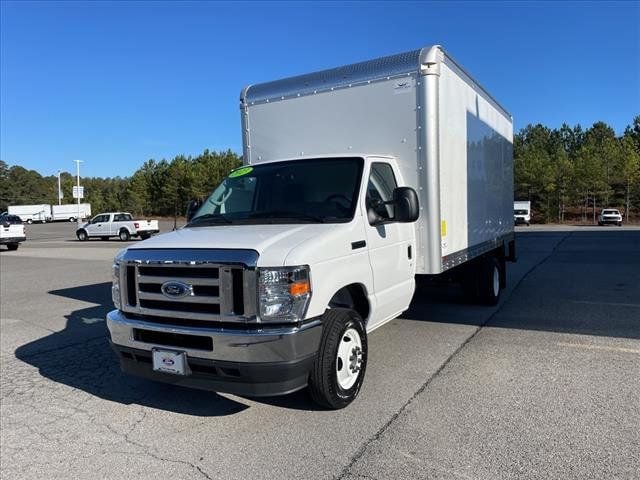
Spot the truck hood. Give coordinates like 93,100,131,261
128,223,343,266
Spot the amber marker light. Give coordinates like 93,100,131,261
289,281,311,296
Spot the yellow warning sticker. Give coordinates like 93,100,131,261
441,220,447,237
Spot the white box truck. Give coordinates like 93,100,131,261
514,200,531,225
52,203,92,222
7,204,52,223
107,45,515,408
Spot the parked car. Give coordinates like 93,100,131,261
598,209,622,226
76,212,159,241
0,213,26,250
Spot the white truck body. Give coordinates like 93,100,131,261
7,204,52,223
52,203,92,221
77,212,159,241
0,214,26,250
514,200,531,225
106,46,515,407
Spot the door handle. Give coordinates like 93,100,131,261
351,240,366,250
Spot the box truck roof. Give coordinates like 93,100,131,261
241,45,511,119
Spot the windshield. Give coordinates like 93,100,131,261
189,157,364,226
514,209,528,215
602,210,619,215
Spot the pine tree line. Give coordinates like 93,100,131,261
1,117,639,222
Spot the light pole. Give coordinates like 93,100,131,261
74,160,83,224
57,170,62,206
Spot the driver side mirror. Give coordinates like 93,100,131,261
393,187,419,223
186,199,201,222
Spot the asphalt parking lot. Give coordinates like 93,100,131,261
1,222,639,479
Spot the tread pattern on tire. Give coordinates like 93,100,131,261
308,308,367,409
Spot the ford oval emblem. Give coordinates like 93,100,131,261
161,281,193,299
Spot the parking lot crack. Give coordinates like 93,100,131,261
336,231,573,480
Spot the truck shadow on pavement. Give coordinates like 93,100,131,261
405,230,640,340
14,282,262,416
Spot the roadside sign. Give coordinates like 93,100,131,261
72,186,84,199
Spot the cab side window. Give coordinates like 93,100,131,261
366,163,397,223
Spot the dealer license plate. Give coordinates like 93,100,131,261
152,348,187,375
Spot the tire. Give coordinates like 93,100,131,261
598,222,603,226
27,219,33,224
69,217,75,222
6,243,19,251
139,233,150,240
463,256,501,306
76,229,88,241
119,229,131,242
308,308,367,409
618,222,622,227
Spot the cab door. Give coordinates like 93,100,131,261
364,162,416,329
86,214,109,237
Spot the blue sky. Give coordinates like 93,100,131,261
1,1,638,178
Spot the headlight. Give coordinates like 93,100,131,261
111,249,127,309
258,266,311,323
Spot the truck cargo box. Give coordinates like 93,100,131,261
240,45,514,274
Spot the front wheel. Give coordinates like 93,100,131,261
69,217,75,222
76,230,88,241
27,219,33,224
308,308,367,409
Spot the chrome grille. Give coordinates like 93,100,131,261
118,249,258,324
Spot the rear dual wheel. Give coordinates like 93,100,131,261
463,256,502,306
309,308,367,409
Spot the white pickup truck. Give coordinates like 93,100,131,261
107,46,515,409
1,214,27,250
598,209,623,226
76,212,159,241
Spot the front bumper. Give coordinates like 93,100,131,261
106,309,323,396
599,218,621,224
0,236,26,244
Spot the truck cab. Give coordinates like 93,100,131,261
108,155,419,408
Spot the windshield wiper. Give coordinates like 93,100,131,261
247,210,327,223
187,213,233,226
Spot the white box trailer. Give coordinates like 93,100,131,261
241,45,514,275
52,203,92,222
7,204,52,223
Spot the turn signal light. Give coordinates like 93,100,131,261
289,281,310,296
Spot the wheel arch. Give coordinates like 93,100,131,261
328,283,370,324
